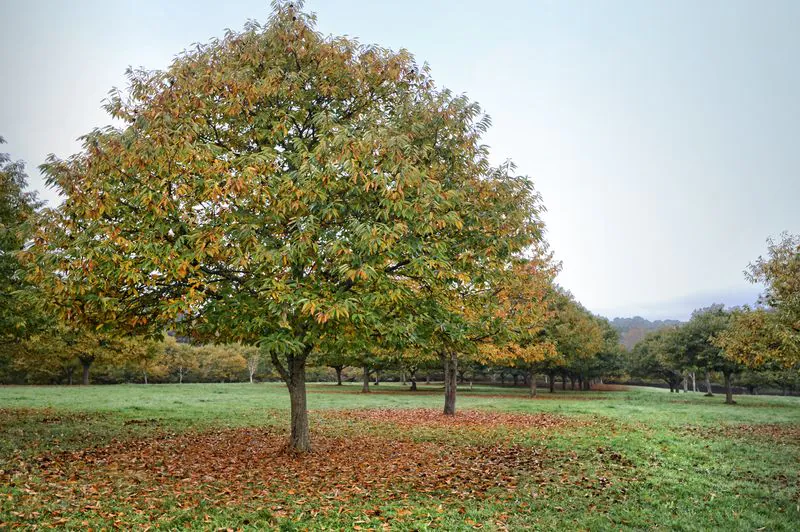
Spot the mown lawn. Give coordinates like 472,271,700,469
1,383,798,530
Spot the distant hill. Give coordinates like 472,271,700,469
610,316,682,350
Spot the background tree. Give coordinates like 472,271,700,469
195,344,248,383
678,305,739,402
123,336,166,384
627,328,683,392
161,334,198,383
0,138,44,348
10,333,80,384
479,256,558,397
30,3,545,449
550,292,605,391
716,233,800,370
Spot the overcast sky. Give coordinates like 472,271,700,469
1,0,798,321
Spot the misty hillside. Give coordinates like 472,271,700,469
610,316,683,350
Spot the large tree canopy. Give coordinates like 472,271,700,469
30,3,545,451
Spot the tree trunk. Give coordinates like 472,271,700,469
143,371,148,385
80,357,93,385
500,372,505,385
335,366,343,386
66,367,74,386
179,368,184,384
374,370,380,386
723,372,735,405
549,373,555,393
562,373,567,391
401,370,406,386
442,352,458,416
512,373,519,386
577,375,582,391
704,370,714,396
270,350,311,453
691,372,697,392
362,366,370,393
426,373,431,384
529,368,537,398
287,357,311,452
249,372,254,384
409,369,418,391
682,375,687,393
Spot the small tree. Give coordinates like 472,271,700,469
161,335,197,383
246,350,260,384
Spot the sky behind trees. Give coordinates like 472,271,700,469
1,0,797,320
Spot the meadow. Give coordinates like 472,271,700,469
1,383,799,530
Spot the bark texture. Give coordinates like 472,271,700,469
271,350,311,452
79,356,94,385
724,371,736,405
442,352,458,415
362,366,370,393
704,370,714,396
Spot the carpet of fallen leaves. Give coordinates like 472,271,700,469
680,423,800,446
2,409,615,527
321,408,593,431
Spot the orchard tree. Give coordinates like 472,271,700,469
550,291,605,391
123,336,166,384
29,3,544,450
195,344,248,382
716,233,800,370
161,334,197,383
628,328,683,392
679,305,740,402
479,256,558,397
0,138,44,345
391,346,437,391
11,334,80,384
246,348,261,383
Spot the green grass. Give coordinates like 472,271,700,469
1,383,799,530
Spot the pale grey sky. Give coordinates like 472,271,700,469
1,0,797,320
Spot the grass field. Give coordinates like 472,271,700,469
1,383,799,530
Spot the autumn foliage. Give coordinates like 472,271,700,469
27,2,546,450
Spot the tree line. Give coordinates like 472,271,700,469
626,232,800,402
